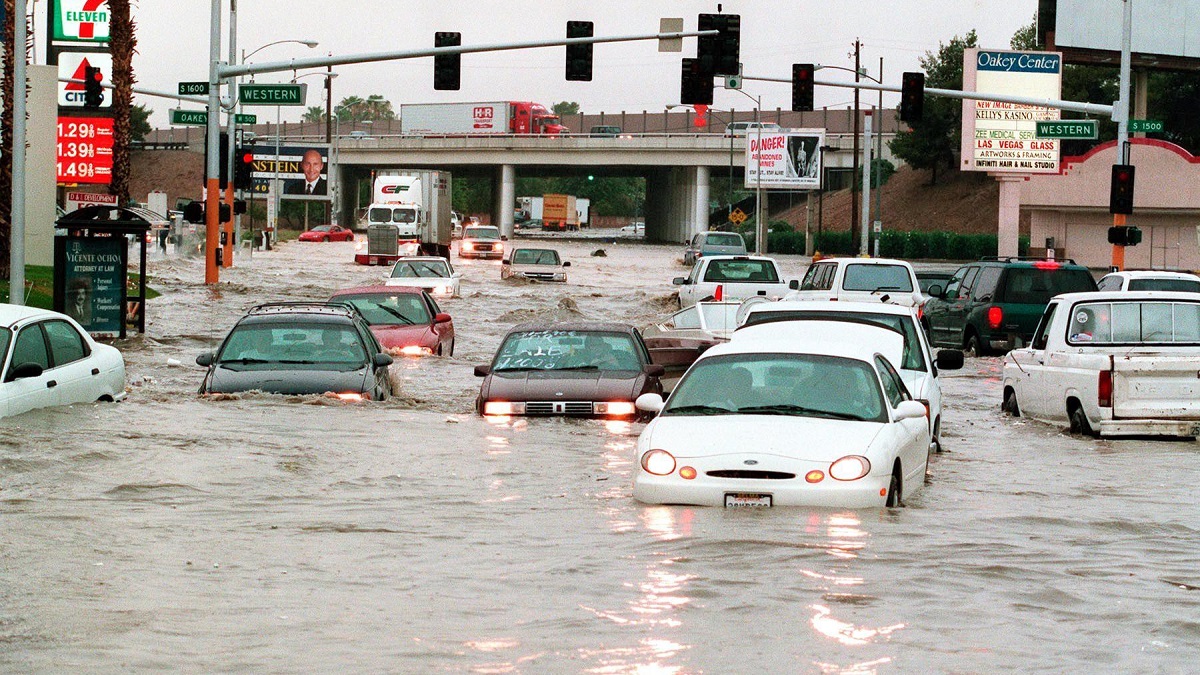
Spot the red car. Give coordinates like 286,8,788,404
299,225,354,242
329,286,455,356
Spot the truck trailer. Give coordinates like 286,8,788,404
399,102,566,135
355,170,453,265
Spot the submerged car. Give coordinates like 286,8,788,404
632,330,932,508
0,304,127,419
475,322,664,418
683,231,748,267
330,286,455,357
298,224,355,242
642,301,742,387
501,247,570,282
459,225,504,260
196,302,394,400
385,256,462,298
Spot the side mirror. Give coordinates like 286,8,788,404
672,277,687,286
635,392,665,414
562,261,571,268
789,279,800,290
195,352,215,367
474,365,491,377
9,362,44,380
373,353,394,368
451,272,462,278
643,364,666,377
501,235,509,241
895,399,928,421
935,349,965,371
928,284,944,299
434,312,452,324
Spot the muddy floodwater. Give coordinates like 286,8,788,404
3,234,1199,673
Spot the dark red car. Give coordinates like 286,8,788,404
299,225,354,242
329,286,455,356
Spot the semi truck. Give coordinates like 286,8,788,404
517,195,591,231
399,102,567,135
354,170,453,265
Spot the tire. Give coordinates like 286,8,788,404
965,332,989,358
932,416,944,453
448,339,455,357
1002,389,1020,417
886,469,903,507
322,236,329,242
1069,404,1096,437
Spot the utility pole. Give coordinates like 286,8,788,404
850,39,861,247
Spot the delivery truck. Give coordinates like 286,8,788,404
399,102,567,135
542,194,579,231
355,170,453,265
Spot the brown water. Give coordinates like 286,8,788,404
3,235,1198,673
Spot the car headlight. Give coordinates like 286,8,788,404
594,401,636,416
640,449,676,476
335,392,368,402
829,455,871,481
494,243,503,252
484,401,526,416
462,242,474,251
395,345,434,357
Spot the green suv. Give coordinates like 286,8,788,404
923,257,1097,356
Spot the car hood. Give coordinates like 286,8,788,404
205,364,371,395
645,415,883,461
485,370,642,401
370,324,438,349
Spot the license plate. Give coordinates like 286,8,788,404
725,493,772,508
1188,424,1200,437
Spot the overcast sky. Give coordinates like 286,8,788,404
91,0,1039,125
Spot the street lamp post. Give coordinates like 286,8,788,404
726,89,765,255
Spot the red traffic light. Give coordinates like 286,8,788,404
240,152,254,164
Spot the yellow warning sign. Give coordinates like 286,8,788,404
729,208,747,224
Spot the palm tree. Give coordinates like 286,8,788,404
363,95,396,120
302,106,327,123
108,0,135,202
1,0,20,277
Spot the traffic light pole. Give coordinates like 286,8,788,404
205,0,223,284
1111,0,1134,272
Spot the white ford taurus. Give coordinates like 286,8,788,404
632,325,932,508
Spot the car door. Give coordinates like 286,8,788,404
876,356,927,488
1011,301,1059,418
41,319,98,405
925,266,967,346
1,321,56,417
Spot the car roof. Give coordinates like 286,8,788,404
0,303,57,328
700,254,776,263
706,321,901,363
506,321,638,336
812,257,915,268
1104,270,1200,280
1049,290,1200,303
746,299,916,319
972,256,1088,269
513,247,557,253
394,256,449,263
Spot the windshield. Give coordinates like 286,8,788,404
917,274,953,293
702,259,779,283
369,207,417,224
218,322,366,367
1128,278,1200,293
664,353,886,422
465,226,500,240
390,260,451,279
703,233,745,249
333,293,431,326
493,330,642,372
843,264,914,292
998,268,1096,304
512,249,560,265
742,311,926,371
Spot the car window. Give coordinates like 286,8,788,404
7,324,51,378
391,260,451,278
669,306,701,330
44,320,88,366
335,293,432,326
942,268,966,299
874,356,907,408
802,262,832,291
1068,301,1200,344
219,322,367,366
958,267,980,299
1096,275,1120,291
1031,303,1059,350
703,233,744,248
842,264,915,292
0,329,11,370
513,249,560,265
465,227,500,239
972,267,1003,301
391,209,417,224
1128,278,1200,293
819,264,837,290
998,268,1097,304
703,259,779,283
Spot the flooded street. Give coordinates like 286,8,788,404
3,235,1199,673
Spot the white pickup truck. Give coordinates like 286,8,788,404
1002,291,1200,438
673,255,798,308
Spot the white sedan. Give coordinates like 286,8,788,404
0,304,127,419
633,329,932,508
383,256,462,298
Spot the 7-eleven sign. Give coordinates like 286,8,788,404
53,0,111,43
59,52,112,107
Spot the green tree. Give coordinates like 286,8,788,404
130,103,153,142
553,101,580,116
334,95,396,122
302,106,327,123
888,30,978,185
1149,71,1200,154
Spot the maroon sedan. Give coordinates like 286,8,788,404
299,225,354,242
474,321,664,418
329,286,455,356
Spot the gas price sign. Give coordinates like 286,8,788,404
57,116,114,184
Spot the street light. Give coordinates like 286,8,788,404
242,39,319,67
727,88,766,255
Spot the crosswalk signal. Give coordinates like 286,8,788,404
900,72,925,122
1107,225,1142,246
680,57,713,106
792,63,814,112
697,13,740,76
565,21,593,81
83,66,104,108
235,147,255,191
434,31,461,90
1109,164,1135,215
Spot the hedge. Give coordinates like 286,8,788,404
741,230,1030,260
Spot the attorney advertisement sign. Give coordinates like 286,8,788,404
744,129,824,190
961,48,1063,174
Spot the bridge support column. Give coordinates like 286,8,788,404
644,169,671,243
495,164,516,239
663,166,710,243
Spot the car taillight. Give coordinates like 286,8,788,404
1033,260,1061,270
714,284,723,301
986,306,1003,330
1098,370,1113,407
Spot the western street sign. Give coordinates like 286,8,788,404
170,109,208,126
1034,120,1097,139
1129,119,1164,133
235,113,257,124
239,83,306,106
178,81,209,96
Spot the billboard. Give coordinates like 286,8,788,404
960,49,1063,174
1041,0,1200,68
744,129,824,190
244,143,331,201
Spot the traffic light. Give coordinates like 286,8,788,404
233,199,248,215
433,32,461,90
680,57,713,106
697,13,740,76
1109,164,1135,214
566,21,593,81
792,63,814,112
182,202,232,224
208,132,230,190
900,72,925,122
1107,225,1143,246
235,147,255,191
83,66,104,108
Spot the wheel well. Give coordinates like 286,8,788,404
889,459,904,506
1003,385,1015,401
1066,397,1084,416
962,326,978,347
97,394,114,402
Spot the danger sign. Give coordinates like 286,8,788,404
53,0,111,42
